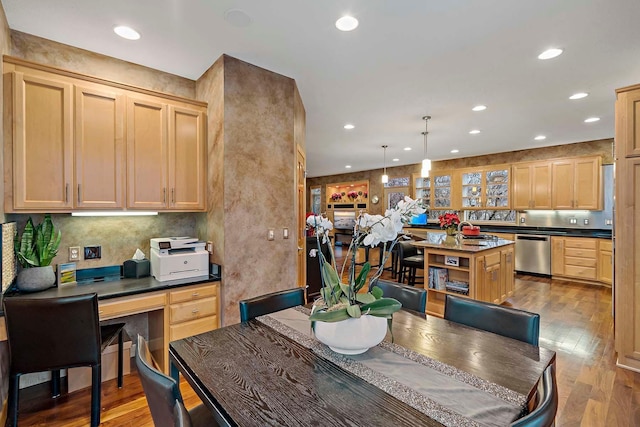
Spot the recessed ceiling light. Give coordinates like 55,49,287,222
113,25,140,40
469,129,481,134
534,135,546,141
336,16,359,31
472,105,487,112
450,149,459,154
345,165,352,169
224,9,252,27
392,158,399,162
584,117,600,123
343,123,355,130
569,92,588,100
404,147,412,151
538,48,563,60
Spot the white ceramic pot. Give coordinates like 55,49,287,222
313,314,388,355
16,266,56,292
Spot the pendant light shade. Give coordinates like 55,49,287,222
381,145,389,184
421,115,431,178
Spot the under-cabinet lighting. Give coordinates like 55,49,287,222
71,211,158,217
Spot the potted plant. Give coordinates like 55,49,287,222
307,197,425,354
14,214,61,292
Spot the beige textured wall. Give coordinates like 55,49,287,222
10,31,195,98
196,55,300,325
308,138,613,215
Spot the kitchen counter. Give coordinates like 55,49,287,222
405,224,612,239
411,232,514,253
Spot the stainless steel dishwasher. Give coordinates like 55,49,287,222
514,234,551,275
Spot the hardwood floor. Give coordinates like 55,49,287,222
15,263,640,426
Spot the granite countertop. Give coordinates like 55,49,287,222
411,232,514,253
0,273,221,317
405,224,612,239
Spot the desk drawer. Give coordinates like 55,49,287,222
170,315,218,341
565,256,597,268
564,248,596,259
170,297,217,324
600,240,613,251
99,293,166,319
170,283,217,304
564,265,597,279
564,238,597,250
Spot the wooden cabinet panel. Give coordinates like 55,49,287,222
619,88,640,157
598,243,613,285
12,72,73,209
168,106,206,210
551,157,602,210
126,96,168,209
551,160,574,209
512,162,551,210
501,247,514,300
512,164,532,210
75,85,125,209
551,236,565,276
170,316,218,341
564,265,597,280
170,283,218,304
565,248,597,259
169,297,217,323
98,293,166,320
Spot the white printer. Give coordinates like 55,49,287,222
150,237,209,282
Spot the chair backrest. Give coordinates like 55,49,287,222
239,288,305,322
397,240,418,261
370,279,427,312
444,294,540,346
173,399,192,427
3,293,102,373
510,364,558,427
135,334,182,427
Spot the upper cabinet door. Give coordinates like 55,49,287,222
512,163,533,210
551,160,575,209
484,167,510,209
126,96,168,209
12,72,73,210
530,162,552,209
75,85,125,209
432,172,454,210
574,156,602,210
620,89,640,157
168,106,206,210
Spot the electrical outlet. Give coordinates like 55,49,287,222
69,246,80,261
267,229,275,241
84,245,101,260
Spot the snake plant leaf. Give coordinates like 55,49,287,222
355,292,376,304
14,217,38,268
309,307,350,323
370,285,384,300
35,214,61,266
353,262,371,293
346,304,362,318
360,297,402,318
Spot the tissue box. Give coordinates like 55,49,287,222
123,259,150,278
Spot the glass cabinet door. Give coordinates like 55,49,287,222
432,173,452,209
461,171,483,208
485,168,510,208
413,175,431,208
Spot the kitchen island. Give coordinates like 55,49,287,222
412,233,515,317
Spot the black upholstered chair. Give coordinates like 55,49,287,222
397,240,424,286
3,293,125,427
510,364,558,427
370,279,427,312
174,399,193,427
135,335,217,427
444,294,541,346
239,287,305,322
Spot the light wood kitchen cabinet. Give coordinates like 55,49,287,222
551,236,604,283
551,236,565,276
598,239,613,285
411,171,456,210
459,165,510,209
169,282,219,341
618,85,640,157
512,161,552,210
9,72,73,210
551,156,602,210
501,246,515,301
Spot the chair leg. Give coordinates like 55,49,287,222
117,329,123,388
51,369,61,398
8,373,20,427
408,267,415,286
90,364,101,427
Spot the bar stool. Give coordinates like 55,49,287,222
397,240,424,286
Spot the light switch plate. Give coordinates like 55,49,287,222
267,229,275,241
283,228,289,239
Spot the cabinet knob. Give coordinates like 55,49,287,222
192,309,199,315
192,292,199,297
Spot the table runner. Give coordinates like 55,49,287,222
257,307,527,427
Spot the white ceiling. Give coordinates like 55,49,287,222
4,0,640,177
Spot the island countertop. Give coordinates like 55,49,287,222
411,232,514,253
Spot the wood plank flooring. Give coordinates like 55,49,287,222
15,269,640,426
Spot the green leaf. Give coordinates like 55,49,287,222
322,262,340,287
309,308,350,323
360,297,402,318
370,286,384,300
353,262,371,293
346,304,362,318
14,217,38,268
355,292,376,304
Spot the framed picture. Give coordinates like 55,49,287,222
445,255,459,267
57,262,77,287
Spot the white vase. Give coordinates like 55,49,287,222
16,266,56,292
313,314,388,355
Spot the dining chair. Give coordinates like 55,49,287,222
135,335,217,427
370,279,427,312
397,240,424,286
239,287,305,322
174,399,192,427
510,364,558,427
444,294,540,346
3,293,125,427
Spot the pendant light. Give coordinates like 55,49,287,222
381,145,389,184
421,115,432,178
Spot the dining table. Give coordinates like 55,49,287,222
169,306,556,427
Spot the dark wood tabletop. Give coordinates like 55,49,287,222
169,309,555,427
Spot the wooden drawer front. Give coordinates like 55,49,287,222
170,283,217,304
564,248,596,259
564,265,597,279
99,293,166,319
600,240,613,251
484,252,501,266
564,238,597,250
170,315,217,341
565,256,597,268
170,297,217,324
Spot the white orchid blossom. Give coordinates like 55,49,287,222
307,214,333,244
